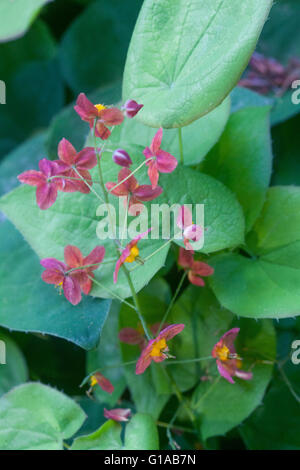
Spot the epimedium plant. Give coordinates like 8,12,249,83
0,0,299,451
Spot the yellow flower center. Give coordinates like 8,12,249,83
215,344,230,361
125,245,139,263
94,104,106,112
150,338,167,358
90,375,98,387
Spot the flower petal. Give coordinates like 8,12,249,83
104,408,131,422
41,269,64,285
64,245,84,268
147,161,159,189
95,122,111,140
156,149,178,173
177,205,193,230
134,184,163,201
36,182,58,210
74,93,98,121
101,107,124,126
58,138,77,165
192,261,214,277
123,99,143,118
94,372,114,394
188,271,205,287
216,360,235,384
40,258,66,271
178,247,194,269
76,147,97,169
159,323,185,341
119,328,144,345
63,276,82,305
235,369,253,381
83,246,105,270
18,170,45,186
150,127,163,154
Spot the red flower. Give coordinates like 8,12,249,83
106,168,162,215
18,159,64,210
122,99,143,118
212,328,253,384
55,138,97,193
119,322,169,350
113,230,151,283
112,148,132,168
74,93,124,140
41,245,105,305
104,408,131,422
143,128,178,189
178,248,214,287
136,324,185,375
90,372,114,394
176,206,203,252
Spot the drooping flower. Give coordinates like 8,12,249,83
119,322,169,350
106,168,162,215
55,138,97,193
18,159,65,210
74,93,124,139
212,328,253,384
143,128,178,189
112,148,132,168
176,205,203,252
136,324,185,375
178,248,214,287
41,245,105,304
122,99,143,118
104,408,131,422
113,230,151,283
89,372,114,394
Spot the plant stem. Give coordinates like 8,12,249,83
107,159,153,193
89,275,136,311
129,237,175,272
162,366,196,424
122,264,152,340
157,421,196,435
158,271,187,333
165,356,213,365
72,166,104,203
178,128,184,165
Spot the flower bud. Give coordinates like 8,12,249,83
123,99,143,118
112,148,132,167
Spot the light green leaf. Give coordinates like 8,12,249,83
210,187,300,318
0,219,111,350
201,106,272,231
0,383,86,450
110,97,231,166
123,0,272,128
192,318,276,440
0,0,51,42
71,420,122,450
272,114,300,186
0,333,28,397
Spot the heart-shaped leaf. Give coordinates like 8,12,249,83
0,333,28,397
123,0,272,127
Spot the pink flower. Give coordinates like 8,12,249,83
55,138,97,193
212,328,253,384
112,149,132,168
18,159,64,210
143,128,178,189
178,248,214,287
119,322,169,350
74,93,124,140
104,408,131,422
122,99,143,118
90,372,114,394
113,230,151,283
41,245,105,305
106,168,162,215
176,206,203,252
136,324,185,375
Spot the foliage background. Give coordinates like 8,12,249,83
0,0,299,450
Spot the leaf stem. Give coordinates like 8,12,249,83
89,275,136,311
107,158,154,193
158,271,187,333
72,166,104,203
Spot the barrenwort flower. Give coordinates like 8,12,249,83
119,322,169,350
136,324,185,374
74,93,124,140
104,408,131,422
106,168,162,215
112,148,133,168
212,328,253,384
122,99,143,118
18,158,64,210
176,205,203,252
90,372,114,394
178,248,214,286
143,128,178,189
113,229,151,283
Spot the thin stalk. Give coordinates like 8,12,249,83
165,356,213,366
157,421,196,435
89,275,136,311
129,237,174,272
278,363,300,403
178,128,184,165
158,271,187,333
107,159,154,193
72,166,104,203
162,366,196,424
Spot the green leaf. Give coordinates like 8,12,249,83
0,333,28,397
0,382,86,450
201,106,272,231
123,0,272,128
123,413,159,450
0,219,111,350
230,87,273,114
160,166,245,253
272,114,300,186
119,279,172,419
240,363,300,449
0,0,51,42
192,317,276,440
71,420,122,450
59,0,141,93
210,186,300,318
71,413,159,450
87,301,126,407
110,97,231,166
271,91,300,127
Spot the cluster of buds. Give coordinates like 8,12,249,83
239,52,300,96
